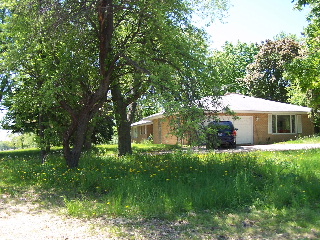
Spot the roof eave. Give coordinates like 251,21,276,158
143,112,164,121
131,120,153,127
230,110,311,114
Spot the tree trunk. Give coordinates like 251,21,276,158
60,0,115,167
111,85,135,156
84,123,94,150
117,119,132,156
40,144,51,164
39,114,50,163
63,111,92,168
63,144,82,168
113,99,133,156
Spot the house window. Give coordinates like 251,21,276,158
140,125,146,135
132,127,138,138
268,114,302,134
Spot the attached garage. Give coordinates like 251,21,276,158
219,116,254,145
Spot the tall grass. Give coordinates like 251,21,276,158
1,147,320,220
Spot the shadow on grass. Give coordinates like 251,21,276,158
1,147,320,239
4,184,318,240
110,207,320,240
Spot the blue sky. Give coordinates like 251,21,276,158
206,0,310,49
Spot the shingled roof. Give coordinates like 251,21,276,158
132,94,311,127
202,93,311,113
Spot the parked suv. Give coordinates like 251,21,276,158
206,121,237,149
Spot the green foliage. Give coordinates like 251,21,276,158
93,143,181,155
286,81,310,106
134,96,163,122
0,140,12,150
206,123,223,149
243,38,301,102
0,133,38,150
9,133,38,149
1,0,229,163
165,107,208,146
88,109,114,146
286,1,320,128
211,41,260,94
0,8,14,102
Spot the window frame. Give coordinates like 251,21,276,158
132,127,138,138
268,114,302,134
140,125,147,135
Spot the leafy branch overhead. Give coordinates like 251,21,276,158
0,0,228,167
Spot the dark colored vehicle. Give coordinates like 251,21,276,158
206,121,237,149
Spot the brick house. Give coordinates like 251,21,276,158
131,93,314,145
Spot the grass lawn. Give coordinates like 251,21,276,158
0,141,320,239
279,134,320,144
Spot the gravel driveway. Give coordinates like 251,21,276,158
190,143,320,153
233,143,320,152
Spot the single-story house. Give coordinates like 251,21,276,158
131,93,314,145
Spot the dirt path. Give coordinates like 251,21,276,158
0,197,114,240
0,195,181,240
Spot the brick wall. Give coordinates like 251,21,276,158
131,125,153,143
253,113,270,144
134,113,315,145
153,118,178,144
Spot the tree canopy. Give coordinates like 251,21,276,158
286,0,320,130
242,38,301,102
210,41,260,94
0,0,228,167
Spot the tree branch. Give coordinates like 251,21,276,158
121,54,151,75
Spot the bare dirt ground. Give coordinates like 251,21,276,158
0,196,114,240
0,194,186,240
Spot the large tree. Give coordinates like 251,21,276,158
286,0,320,130
210,41,260,94
242,38,301,102
1,0,228,167
111,21,219,153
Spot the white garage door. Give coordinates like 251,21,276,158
218,116,253,145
